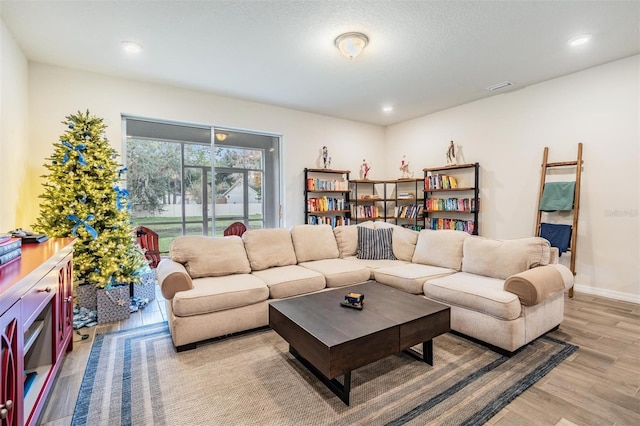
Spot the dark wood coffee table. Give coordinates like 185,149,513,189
269,281,450,405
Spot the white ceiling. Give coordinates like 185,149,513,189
2,0,639,126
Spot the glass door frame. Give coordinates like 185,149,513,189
211,126,282,231
182,165,213,236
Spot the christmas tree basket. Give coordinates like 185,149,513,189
97,286,131,324
76,284,98,311
131,267,156,302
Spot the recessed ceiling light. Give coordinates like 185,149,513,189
567,34,591,47
121,41,143,54
382,106,393,113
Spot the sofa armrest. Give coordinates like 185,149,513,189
504,264,573,306
157,259,194,299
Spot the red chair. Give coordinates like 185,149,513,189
134,226,166,268
223,222,247,237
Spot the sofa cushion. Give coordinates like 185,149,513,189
299,259,371,288
242,228,297,271
172,274,269,317
374,263,456,294
424,272,522,321
357,227,396,260
504,265,566,306
251,265,326,299
333,222,374,258
342,257,409,278
412,229,467,270
374,222,419,261
291,224,340,262
170,236,251,279
462,236,551,280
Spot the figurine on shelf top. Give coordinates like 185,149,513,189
399,155,414,178
455,143,465,164
322,146,332,169
360,159,371,180
446,140,457,166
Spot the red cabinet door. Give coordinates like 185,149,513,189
56,258,74,358
0,301,24,426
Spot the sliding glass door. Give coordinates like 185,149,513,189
123,118,280,248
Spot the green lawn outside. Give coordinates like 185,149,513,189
133,215,262,252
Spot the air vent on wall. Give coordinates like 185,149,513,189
486,81,513,91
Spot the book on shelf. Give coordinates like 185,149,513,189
426,197,477,212
425,218,475,234
307,197,347,212
394,204,422,219
306,177,348,191
425,174,460,190
350,205,379,219
308,215,350,227
401,224,423,231
396,191,414,199
0,247,21,266
0,237,21,256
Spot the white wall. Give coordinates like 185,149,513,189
26,63,385,228
385,55,640,301
0,19,29,230
6,21,639,301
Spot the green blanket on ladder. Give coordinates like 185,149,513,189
540,181,575,211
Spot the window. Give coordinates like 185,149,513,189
123,118,280,250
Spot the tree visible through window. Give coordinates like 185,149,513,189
214,146,264,234
126,138,213,251
123,118,280,251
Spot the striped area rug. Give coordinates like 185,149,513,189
72,323,576,425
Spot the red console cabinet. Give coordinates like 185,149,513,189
0,238,74,426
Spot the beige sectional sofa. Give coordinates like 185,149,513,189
157,223,573,353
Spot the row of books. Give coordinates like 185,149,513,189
0,237,22,267
308,215,350,227
307,197,348,212
350,205,380,219
401,224,424,231
426,198,477,212
425,174,458,190
425,218,475,234
306,178,348,191
393,204,424,219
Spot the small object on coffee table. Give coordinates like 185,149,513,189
341,292,364,310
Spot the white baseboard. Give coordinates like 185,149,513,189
573,283,640,304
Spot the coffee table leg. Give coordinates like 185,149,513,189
404,340,434,366
289,345,351,405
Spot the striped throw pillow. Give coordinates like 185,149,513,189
356,227,396,260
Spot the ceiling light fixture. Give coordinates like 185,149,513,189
215,133,228,142
567,34,591,47
121,41,143,54
335,32,369,59
382,106,393,113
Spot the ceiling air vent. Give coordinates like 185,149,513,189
486,81,513,91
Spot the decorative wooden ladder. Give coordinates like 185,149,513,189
535,143,583,298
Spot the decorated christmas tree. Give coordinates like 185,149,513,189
34,110,147,288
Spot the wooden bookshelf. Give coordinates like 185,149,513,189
423,163,479,234
304,168,351,227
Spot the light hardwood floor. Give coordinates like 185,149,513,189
40,290,640,426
